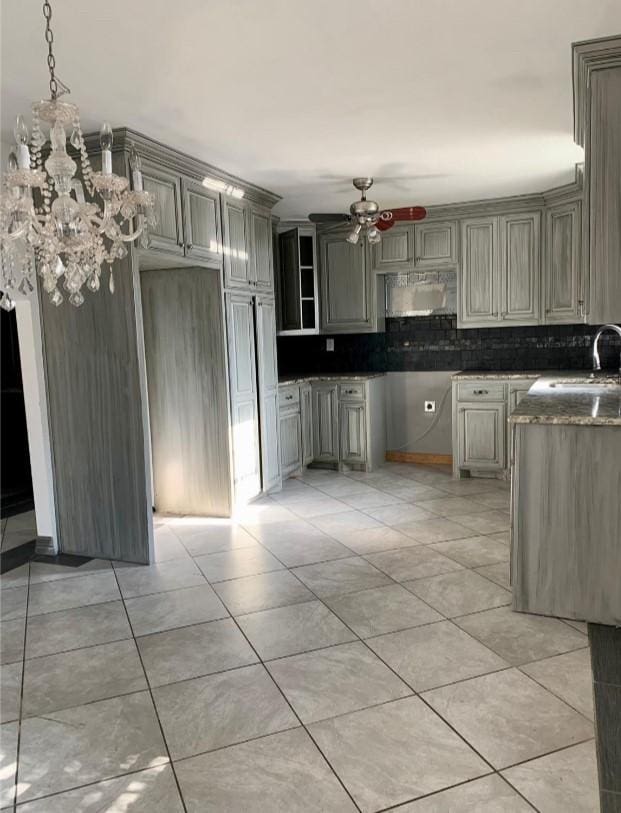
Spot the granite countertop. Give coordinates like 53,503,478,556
278,373,385,386
452,370,549,381
509,374,621,427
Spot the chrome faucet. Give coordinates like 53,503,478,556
592,324,621,374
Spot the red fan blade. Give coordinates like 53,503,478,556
381,206,427,222
376,217,396,232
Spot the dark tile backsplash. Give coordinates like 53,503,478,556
277,316,621,376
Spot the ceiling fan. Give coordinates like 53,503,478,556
308,177,427,245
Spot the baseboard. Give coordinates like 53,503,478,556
386,451,453,466
34,535,57,556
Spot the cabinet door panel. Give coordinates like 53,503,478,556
545,201,582,323
223,200,251,288
340,402,367,465
372,226,413,271
312,384,339,462
458,403,506,470
415,221,457,266
320,234,374,332
501,213,540,324
226,294,260,501
300,384,313,466
251,207,274,290
141,163,184,255
255,297,281,492
459,218,498,326
280,411,302,476
182,179,221,263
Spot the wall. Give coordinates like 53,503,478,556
385,372,455,455
277,316,621,375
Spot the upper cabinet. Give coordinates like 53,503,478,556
459,217,498,326
458,212,541,327
371,221,457,272
319,231,383,333
414,221,458,267
140,161,184,255
249,205,274,291
222,199,274,292
182,179,222,264
276,225,319,334
544,199,584,323
499,212,540,324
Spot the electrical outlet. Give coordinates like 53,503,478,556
326,338,335,352
424,400,436,414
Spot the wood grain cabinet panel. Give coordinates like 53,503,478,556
372,226,414,271
457,402,506,471
255,296,281,492
544,200,583,323
340,402,367,465
319,233,375,333
312,383,339,463
250,206,274,291
225,293,261,502
280,411,302,477
459,218,498,325
223,199,251,289
182,179,222,263
500,212,541,324
140,161,184,255
414,221,457,266
300,383,313,466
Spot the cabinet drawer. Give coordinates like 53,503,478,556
338,382,366,400
279,385,300,409
457,381,506,402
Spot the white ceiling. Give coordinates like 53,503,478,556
2,0,621,218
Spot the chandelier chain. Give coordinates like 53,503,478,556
42,0,59,99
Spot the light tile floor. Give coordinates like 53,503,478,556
0,463,599,812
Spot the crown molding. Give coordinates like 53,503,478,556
573,35,621,147
81,127,281,209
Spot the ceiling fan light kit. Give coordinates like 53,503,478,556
310,177,427,245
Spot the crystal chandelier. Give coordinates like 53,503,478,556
0,0,156,310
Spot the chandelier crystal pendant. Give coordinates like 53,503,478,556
0,0,156,310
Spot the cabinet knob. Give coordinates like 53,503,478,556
186,243,193,251
177,240,184,247
285,395,293,400
473,389,489,396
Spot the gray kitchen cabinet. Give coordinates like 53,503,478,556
414,221,458,267
181,178,222,264
250,205,274,291
372,225,414,271
544,200,584,323
500,212,541,324
319,232,382,333
459,213,541,327
255,296,281,492
225,292,261,503
457,402,506,471
277,226,319,334
140,161,184,255
222,198,251,289
279,410,302,477
340,401,367,465
312,383,339,463
458,217,498,326
300,382,313,466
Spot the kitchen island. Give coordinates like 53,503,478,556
509,373,621,811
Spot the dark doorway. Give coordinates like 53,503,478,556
1,307,34,518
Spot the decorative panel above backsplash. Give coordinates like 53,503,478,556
385,271,457,317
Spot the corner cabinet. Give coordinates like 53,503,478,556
544,199,584,323
458,212,541,327
318,231,384,333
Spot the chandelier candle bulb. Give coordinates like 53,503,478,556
14,116,30,169
100,122,113,175
129,147,143,192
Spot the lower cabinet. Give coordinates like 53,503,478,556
312,384,339,463
300,383,313,466
457,403,506,471
452,377,535,478
280,410,302,477
340,401,367,465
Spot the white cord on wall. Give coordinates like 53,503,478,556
394,384,452,452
